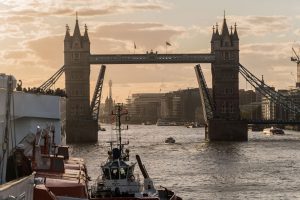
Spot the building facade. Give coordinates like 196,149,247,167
262,89,300,121
126,93,163,124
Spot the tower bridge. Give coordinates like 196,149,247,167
61,14,245,143
42,14,299,143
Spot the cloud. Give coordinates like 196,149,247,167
0,1,168,18
240,42,292,59
24,35,64,68
293,28,300,36
3,50,30,60
239,42,296,90
222,15,291,37
90,22,184,52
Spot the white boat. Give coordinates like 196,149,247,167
0,74,35,200
0,74,96,200
263,127,285,135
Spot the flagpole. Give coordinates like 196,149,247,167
165,43,167,54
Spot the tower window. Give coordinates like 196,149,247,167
225,52,229,60
229,104,234,113
221,102,226,113
73,53,80,60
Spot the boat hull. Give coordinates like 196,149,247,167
0,173,35,200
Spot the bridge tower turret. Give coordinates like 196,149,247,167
209,14,247,141
64,15,97,143
211,15,240,119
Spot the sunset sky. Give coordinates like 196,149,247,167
1,0,300,102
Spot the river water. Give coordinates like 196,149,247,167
70,125,300,200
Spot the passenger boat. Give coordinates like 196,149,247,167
263,127,285,135
90,104,181,200
0,74,90,200
0,74,35,199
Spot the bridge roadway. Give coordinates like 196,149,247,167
247,119,300,125
89,53,215,64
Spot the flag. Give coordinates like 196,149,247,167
166,41,171,46
134,42,136,49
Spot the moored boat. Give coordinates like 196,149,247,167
0,74,35,199
263,127,285,135
90,104,181,200
165,137,176,144
0,74,90,200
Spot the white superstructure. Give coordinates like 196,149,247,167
0,81,65,147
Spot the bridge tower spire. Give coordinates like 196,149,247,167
209,14,247,141
64,15,97,143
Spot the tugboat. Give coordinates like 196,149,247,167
91,104,181,200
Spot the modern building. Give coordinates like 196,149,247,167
261,89,300,121
161,88,204,124
126,88,204,124
126,93,163,124
239,89,262,120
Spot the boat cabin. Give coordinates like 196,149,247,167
102,159,135,181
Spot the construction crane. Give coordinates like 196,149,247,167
291,47,300,88
91,65,106,129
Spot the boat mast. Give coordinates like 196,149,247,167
1,75,14,183
117,104,122,151
112,103,128,153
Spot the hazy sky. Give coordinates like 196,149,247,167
1,0,300,102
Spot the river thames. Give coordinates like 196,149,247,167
70,125,300,200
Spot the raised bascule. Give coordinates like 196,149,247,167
41,14,299,143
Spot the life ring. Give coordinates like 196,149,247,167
128,175,135,182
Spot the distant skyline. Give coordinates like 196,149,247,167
1,0,300,102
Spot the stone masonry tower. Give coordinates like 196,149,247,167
208,15,248,141
64,15,97,143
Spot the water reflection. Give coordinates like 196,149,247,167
70,126,300,200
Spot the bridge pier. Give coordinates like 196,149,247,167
207,119,248,141
66,119,98,143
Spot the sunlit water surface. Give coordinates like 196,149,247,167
70,125,300,200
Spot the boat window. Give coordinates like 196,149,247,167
120,167,128,179
111,161,119,168
111,168,119,180
104,168,110,180
127,165,135,177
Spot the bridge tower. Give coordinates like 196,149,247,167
209,15,248,141
64,16,97,143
